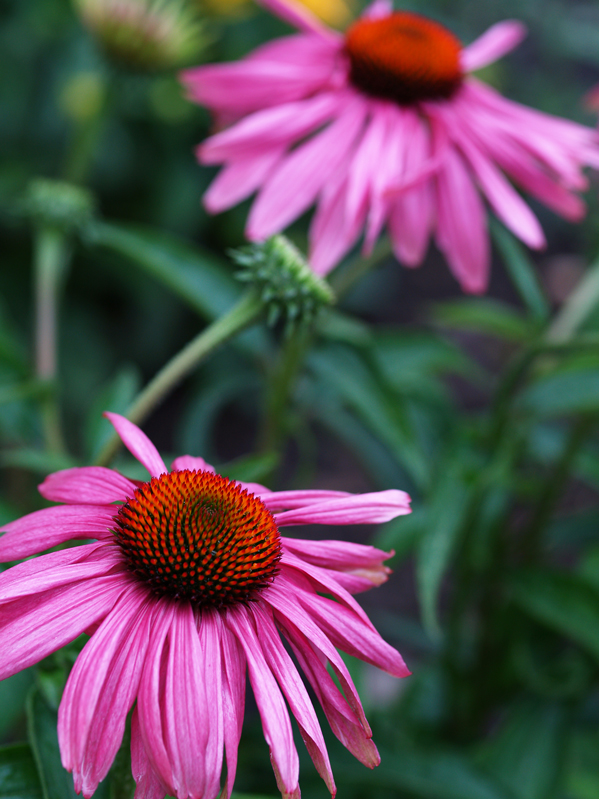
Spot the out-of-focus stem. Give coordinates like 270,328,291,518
328,238,393,298
34,225,71,454
547,256,599,343
95,291,263,467
258,325,312,457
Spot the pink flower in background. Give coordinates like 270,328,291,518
181,0,599,293
0,412,410,799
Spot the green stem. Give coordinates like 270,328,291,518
547,256,599,343
521,416,594,563
258,325,312,457
34,225,71,454
95,291,263,467
63,72,112,185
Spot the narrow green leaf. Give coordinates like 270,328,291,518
518,367,599,417
0,669,34,740
85,366,141,460
491,220,550,321
432,298,534,341
0,449,77,473
220,451,278,483
86,221,239,320
367,746,515,799
475,698,567,799
511,568,599,662
417,466,470,639
0,743,43,798
27,688,78,799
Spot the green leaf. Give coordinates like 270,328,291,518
85,366,141,460
86,221,239,321
510,568,599,662
0,743,43,798
308,345,429,488
432,298,534,341
491,220,550,321
417,466,470,639
0,449,77,474
517,366,599,417
219,451,278,483
474,698,567,799
368,746,514,799
0,669,34,740
27,688,79,799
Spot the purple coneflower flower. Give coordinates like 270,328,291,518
181,0,599,293
0,413,410,799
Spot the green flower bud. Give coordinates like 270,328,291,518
73,0,206,72
231,236,335,329
22,179,96,232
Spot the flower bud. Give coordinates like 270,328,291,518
73,0,206,72
231,235,334,329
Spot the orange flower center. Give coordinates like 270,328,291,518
345,11,463,104
113,469,281,607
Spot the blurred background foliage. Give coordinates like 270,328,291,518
4,0,599,798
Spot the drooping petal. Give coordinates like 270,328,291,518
196,611,224,799
203,149,286,213
0,505,117,561
39,467,136,505
250,602,335,796
199,93,343,164
274,489,411,526
131,708,169,799
278,615,379,767
226,605,300,799
434,138,489,294
461,21,527,73
59,586,157,797
281,537,392,591
104,413,167,479
0,572,128,680
246,94,368,240
170,455,215,474
219,622,246,799
0,543,118,604
309,173,362,275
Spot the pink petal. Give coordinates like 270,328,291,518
279,615,380,767
461,21,527,73
250,603,335,796
280,556,374,628
309,174,362,275
199,93,343,164
39,466,136,505
261,489,350,512
434,139,489,293
59,586,156,796
181,35,340,118
281,536,393,589
170,455,215,474
104,413,167,479
219,624,246,799
266,579,370,730
293,582,410,677
246,94,368,240
131,708,169,799
203,149,286,213
274,489,411,526
0,543,118,604
361,0,393,19
0,505,117,561
196,612,224,799
226,605,300,799
0,572,128,680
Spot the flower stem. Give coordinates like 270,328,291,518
328,238,393,298
95,291,263,467
258,324,312,458
34,224,71,454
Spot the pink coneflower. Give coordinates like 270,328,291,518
181,0,599,293
0,412,410,799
